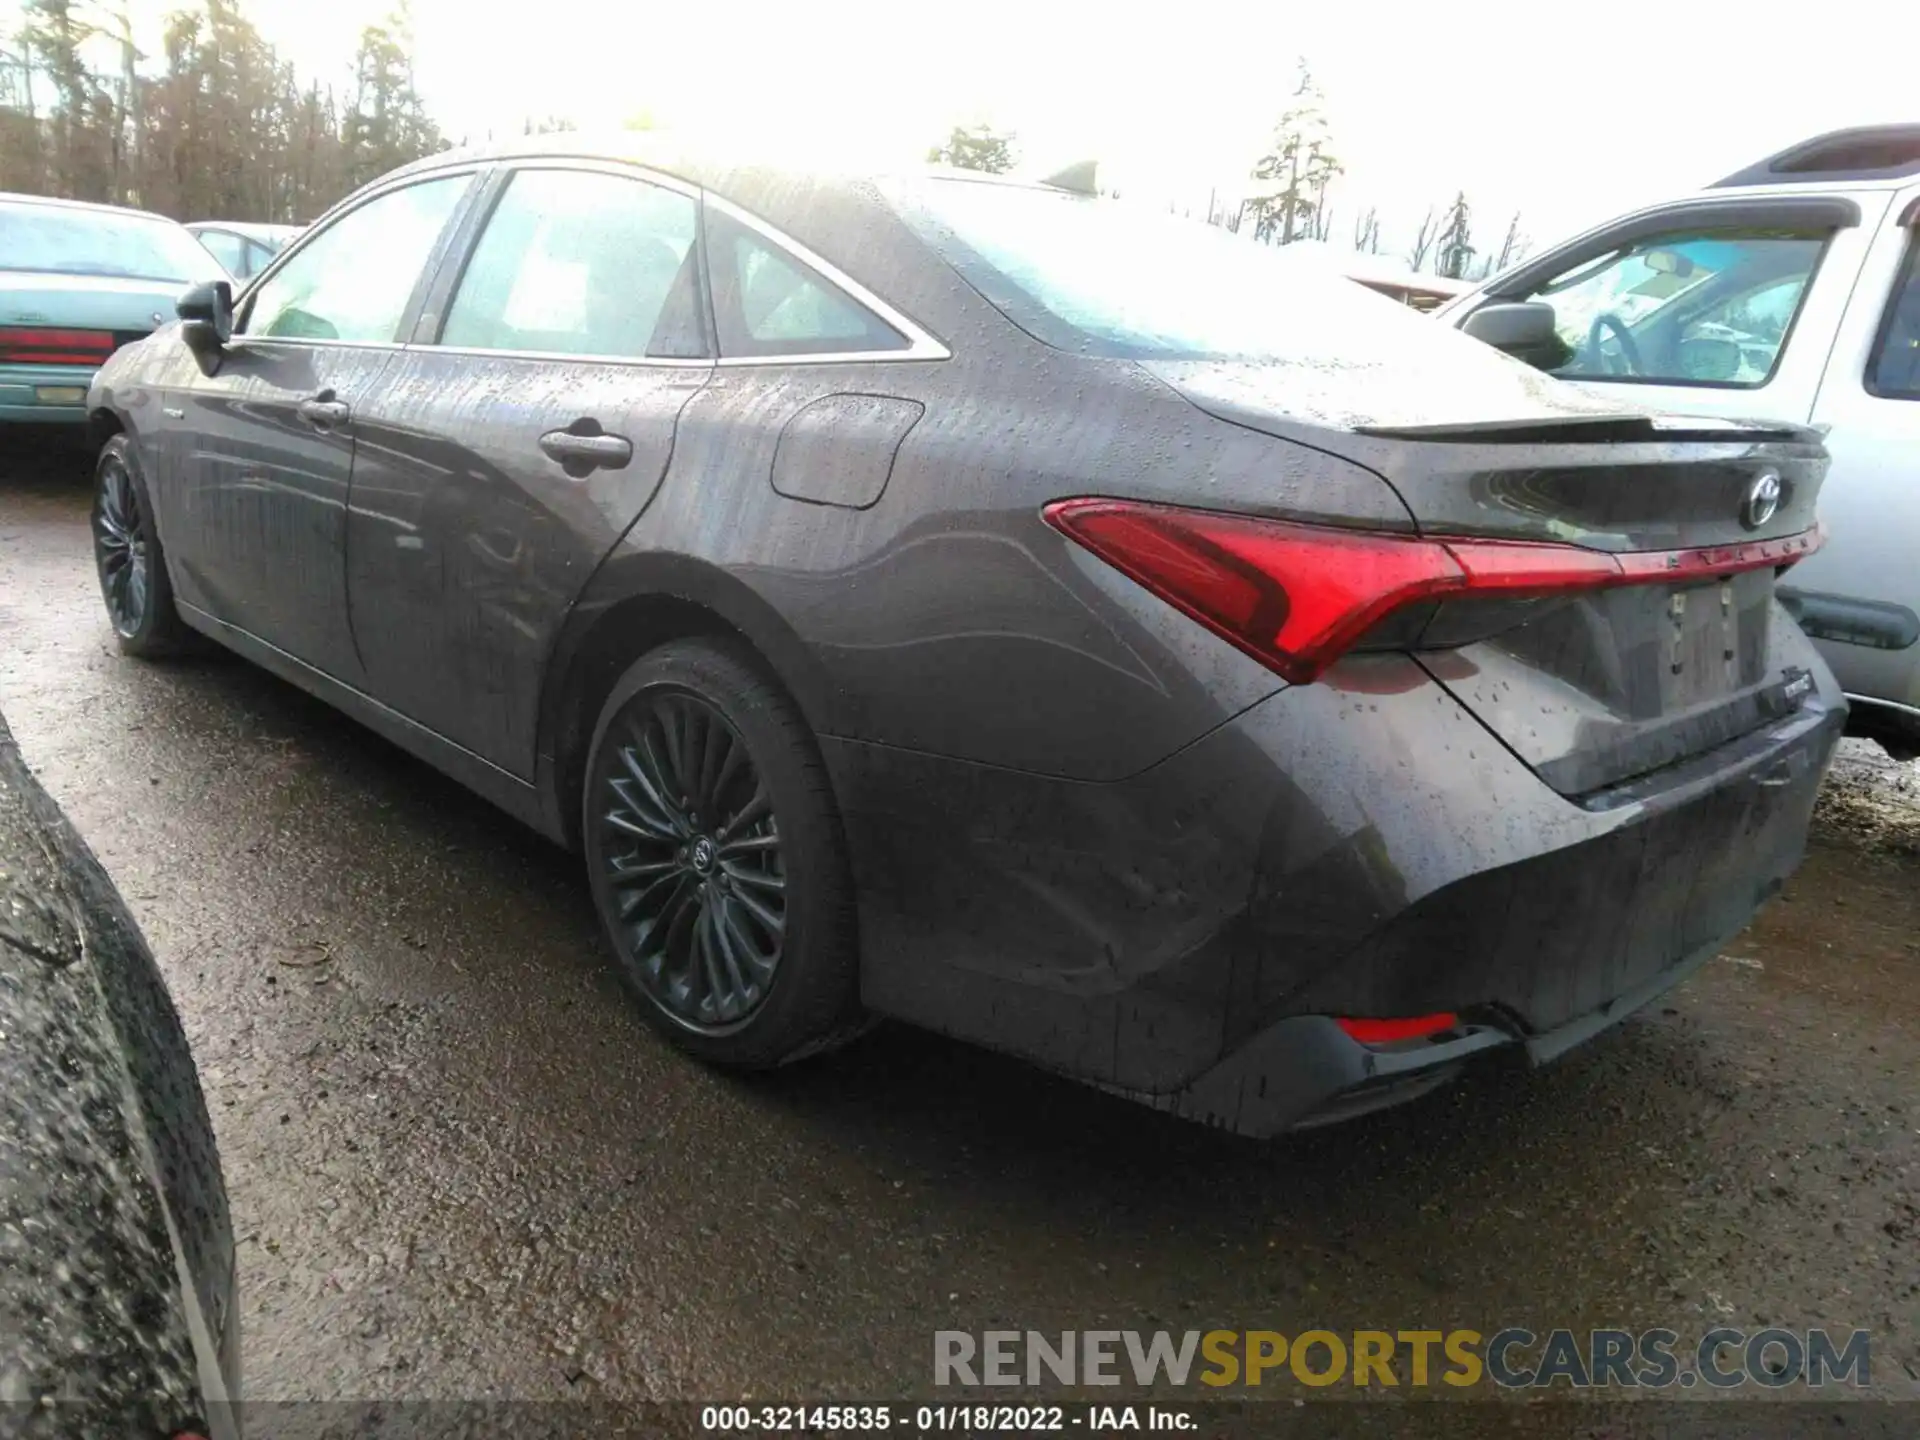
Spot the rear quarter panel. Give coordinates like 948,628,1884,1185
574,167,1417,783
627,343,1413,781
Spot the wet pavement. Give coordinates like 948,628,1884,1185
2,442,1917,1404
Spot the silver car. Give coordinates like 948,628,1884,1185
1438,124,1920,758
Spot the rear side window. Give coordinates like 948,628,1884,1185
1867,234,1920,399
246,176,468,343
705,205,907,358
439,168,705,360
1512,229,1828,388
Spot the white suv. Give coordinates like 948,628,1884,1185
1437,125,1920,758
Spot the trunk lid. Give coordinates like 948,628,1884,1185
1150,358,1831,798
0,271,180,343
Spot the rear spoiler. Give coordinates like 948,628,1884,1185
1354,414,1819,446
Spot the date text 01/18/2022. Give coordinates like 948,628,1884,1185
699,1404,1195,1432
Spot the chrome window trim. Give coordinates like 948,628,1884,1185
229,153,952,366
701,191,950,364
224,336,408,355
411,157,950,367
494,155,703,201
713,349,945,368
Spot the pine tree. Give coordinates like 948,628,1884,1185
1246,61,1342,245
1436,191,1475,279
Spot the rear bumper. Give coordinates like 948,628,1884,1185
0,362,99,423
1151,932,1727,1137
831,652,1843,1136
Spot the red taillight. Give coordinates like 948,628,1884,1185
1043,499,1461,684
0,325,117,366
1336,1013,1459,1044
1043,498,1824,684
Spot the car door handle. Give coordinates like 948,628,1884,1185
538,427,632,474
297,396,350,428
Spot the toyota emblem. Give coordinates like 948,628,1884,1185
1742,470,1782,529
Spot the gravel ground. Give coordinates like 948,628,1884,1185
2,444,1915,1414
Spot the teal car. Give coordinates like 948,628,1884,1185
0,192,227,425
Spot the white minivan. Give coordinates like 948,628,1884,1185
1437,125,1920,758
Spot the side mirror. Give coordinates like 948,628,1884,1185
1461,300,1556,350
1460,300,1568,369
177,280,234,355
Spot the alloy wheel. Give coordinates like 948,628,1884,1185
596,690,787,1032
95,457,150,638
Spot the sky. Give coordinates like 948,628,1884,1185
114,0,1920,263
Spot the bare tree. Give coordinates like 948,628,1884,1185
1206,191,1246,233
1352,206,1381,254
0,0,445,220
1407,205,1438,271
1490,210,1527,276
0,27,43,192
21,0,107,198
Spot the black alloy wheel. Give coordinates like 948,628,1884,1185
94,449,150,638
92,436,189,658
583,639,861,1067
598,689,786,1031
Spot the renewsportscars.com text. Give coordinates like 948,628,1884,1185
933,1328,1871,1390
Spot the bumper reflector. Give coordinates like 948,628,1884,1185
1336,1012,1460,1045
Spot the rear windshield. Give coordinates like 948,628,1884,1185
885,176,1490,364
0,202,226,283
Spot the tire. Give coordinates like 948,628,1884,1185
581,637,862,1068
92,434,191,658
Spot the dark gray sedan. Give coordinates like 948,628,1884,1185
85,137,1843,1134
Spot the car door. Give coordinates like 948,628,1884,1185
1446,194,1884,423
342,163,712,777
161,172,479,684
1794,189,1920,709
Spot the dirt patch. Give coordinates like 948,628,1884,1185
1814,738,1920,856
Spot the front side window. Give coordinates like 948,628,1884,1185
439,168,703,360
245,176,469,343
706,206,907,358
1867,234,1920,399
1514,229,1827,387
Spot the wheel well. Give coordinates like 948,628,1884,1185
89,408,123,449
548,594,766,848
1845,699,1920,762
